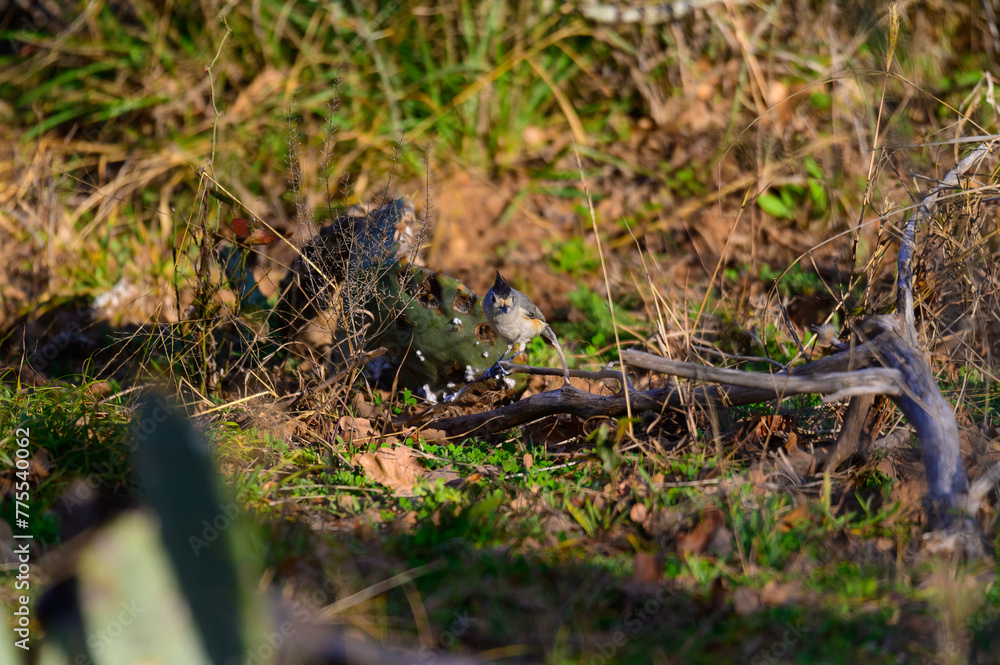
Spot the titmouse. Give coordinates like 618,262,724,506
483,271,570,383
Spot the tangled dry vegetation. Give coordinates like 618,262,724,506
3,1,1000,663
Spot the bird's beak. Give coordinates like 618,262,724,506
501,304,508,314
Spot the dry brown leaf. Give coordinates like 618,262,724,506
351,446,457,497
419,427,449,442
339,415,375,444
732,586,763,616
30,449,51,479
784,430,798,451
629,503,649,523
759,580,806,607
779,502,810,532
523,453,533,470
676,507,725,558
351,393,382,420
632,551,663,584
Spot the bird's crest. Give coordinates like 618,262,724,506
492,271,512,297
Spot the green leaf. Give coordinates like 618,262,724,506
75,512,214,665
808,178,828,213
208,189,239,207
804,155,824,180
757,193,794,219
132,395,263,665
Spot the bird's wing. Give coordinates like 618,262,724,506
520,298,546,322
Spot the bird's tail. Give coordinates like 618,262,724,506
542,325,571,384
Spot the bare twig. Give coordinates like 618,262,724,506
500,361,633,390
620,349,903,398
402,360,632,425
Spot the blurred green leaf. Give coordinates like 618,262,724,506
76,512,213,665
757,192,795,219
132,395,262,665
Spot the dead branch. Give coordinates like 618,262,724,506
414,328,889,435
884,139,999,528
862,315,969,528
824,394,876,471
618,349,903,398
417,358,903,437
500,361,633,389
404,361,631,422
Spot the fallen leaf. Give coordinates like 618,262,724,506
351,393,382,420
30,449,51,479
732,586,763,616
779,502,810,532
759,580,805,606
629,503,649,523
676,507,725,558
351,446,457,497
231,217,281,245
632,551,663,584
784,430,798,451
419,427,449,443
523,453,533,470
339,416,374,444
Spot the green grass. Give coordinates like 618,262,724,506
0,377,134,543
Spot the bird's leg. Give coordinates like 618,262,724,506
496,344,512,364
488,344,514,380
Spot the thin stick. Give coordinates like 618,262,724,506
574,146,633,434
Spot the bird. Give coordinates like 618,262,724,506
483,271,570,384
